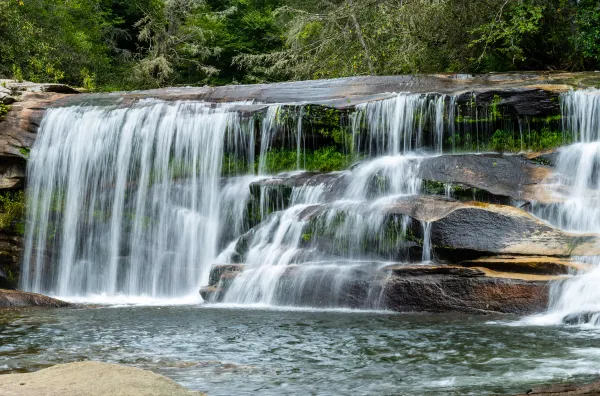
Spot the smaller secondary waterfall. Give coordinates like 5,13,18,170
532,88,600,324
217,153,426,308
351,93,454,154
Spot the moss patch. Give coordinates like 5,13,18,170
0,104,10,121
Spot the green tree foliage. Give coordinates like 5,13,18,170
0,0,598,90
575,0,600,69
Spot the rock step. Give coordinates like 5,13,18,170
385,264,567,281
202,263,558,313
384,268,550,314
458,255,587,275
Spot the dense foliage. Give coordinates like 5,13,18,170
0,0,598,90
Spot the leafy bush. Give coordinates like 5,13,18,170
0,190,26,234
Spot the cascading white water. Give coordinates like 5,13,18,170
21,89,509,307
21,100,266,299
530,88,600,324
351,93,455,155
219,154,426,307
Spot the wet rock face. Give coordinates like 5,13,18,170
426,201,600,258
202,262,556,314
250,153,552,209
0,232,23,289
383,266,549,314
0,289,70,307
418,154,552,203
60,73,571,114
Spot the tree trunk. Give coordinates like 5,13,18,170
347,0,375,75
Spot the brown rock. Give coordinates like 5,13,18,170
383,265,554,314
0,289,70,308
516,379,600,395
459,255,588,275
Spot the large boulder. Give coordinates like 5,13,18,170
202,262,558,314
381,196,600,258
418,153,552,203
283,196,600,261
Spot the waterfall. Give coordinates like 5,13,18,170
534,89,600,232
21,100,260,298
351,93,454,155
20,88,524,306
531,88,600,324
218,155,425,307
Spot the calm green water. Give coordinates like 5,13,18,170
1,306,600,395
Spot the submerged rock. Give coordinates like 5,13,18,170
0,361,204,396
517,379,600,395
562,311,600,325
0,289,70,308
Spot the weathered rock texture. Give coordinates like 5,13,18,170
0,361,204,396
516,379,600,395
250,153,553,208
57,72,599,111
384,265,552,314
0,81,79,292
0,289,70,308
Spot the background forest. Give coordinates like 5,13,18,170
1,0,599,91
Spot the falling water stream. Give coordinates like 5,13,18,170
527,88,600,325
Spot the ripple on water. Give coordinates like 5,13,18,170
1,307,600,395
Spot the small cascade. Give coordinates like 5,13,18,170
257,105,281,175
534,89,600,232
561,88,600,142
351,93,455,155
217,154,426,307
344,155,422,200
421,222,432,263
